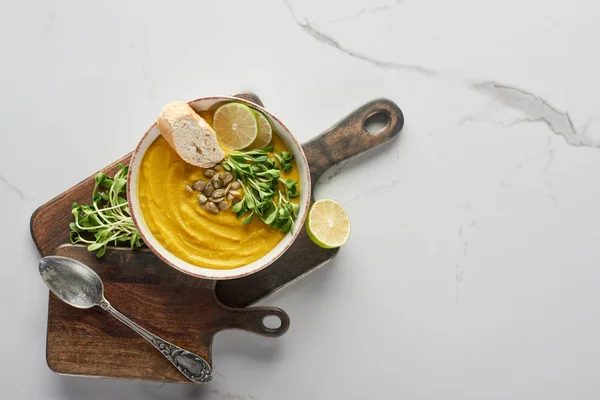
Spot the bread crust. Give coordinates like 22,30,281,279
157,101,224,168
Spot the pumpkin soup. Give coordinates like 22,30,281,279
138,133,300,270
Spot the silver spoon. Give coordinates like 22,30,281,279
39,255,212,384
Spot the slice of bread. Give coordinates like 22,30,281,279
157,102,225,168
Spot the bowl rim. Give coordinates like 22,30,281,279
127,95,312,280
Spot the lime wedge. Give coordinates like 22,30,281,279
212,102,258,150
306,199,351,249
250,110,273,149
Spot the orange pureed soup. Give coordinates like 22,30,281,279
138,132,300,270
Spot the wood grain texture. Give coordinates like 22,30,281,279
32,93,404,383
48,245,289,383
303,98,404,183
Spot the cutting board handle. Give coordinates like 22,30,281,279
233,91,265,107
220,305,290,338
302,98,404,184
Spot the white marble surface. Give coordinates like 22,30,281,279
2,0,600,398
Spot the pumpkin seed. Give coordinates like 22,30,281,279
204,169,216,178
198,194,208,204
229,190,243,199
205,202,219,214
214,164,221,172
211,189,226,199
223,173,234,185
219,201,229,210
231,181,241,190
204,184,214,197
211,197,225,203
184,184,194,193
226,193,234,201
193,180,207,191
213,179,222,189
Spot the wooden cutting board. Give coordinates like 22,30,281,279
48,245,290,383
31,92,404,383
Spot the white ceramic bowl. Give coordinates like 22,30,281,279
127,96,311,280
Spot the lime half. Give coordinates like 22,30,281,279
306,199,351,249
212,102,258,150
250,110,273,149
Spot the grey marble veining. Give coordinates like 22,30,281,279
470,81,600,150
283,0,600,154
282,0,439,76
327,0,404,24
0,173,27,201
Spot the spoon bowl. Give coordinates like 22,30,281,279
39,256,103,309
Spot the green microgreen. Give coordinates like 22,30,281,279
274,151,294,172
69,164,143,257
223,146,300,233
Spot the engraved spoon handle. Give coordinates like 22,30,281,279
99,299,212,383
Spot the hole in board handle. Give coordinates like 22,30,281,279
262,315,282,332
363,111,390,135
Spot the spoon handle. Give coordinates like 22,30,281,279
99,299,212,383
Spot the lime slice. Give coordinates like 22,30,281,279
306,199,351,249
212,102,258,150
250,110,273,149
